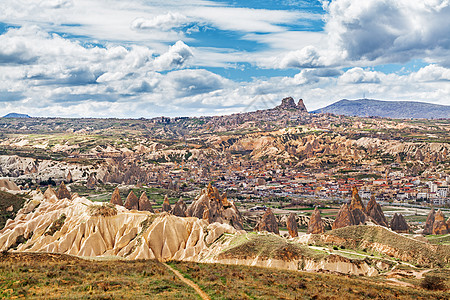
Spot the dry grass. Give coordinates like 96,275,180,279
0,252,449,299
88,203,118,217
0,252,198,299
219,232,326,261
169,260,449,300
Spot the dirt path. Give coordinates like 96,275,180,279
163,263,211,300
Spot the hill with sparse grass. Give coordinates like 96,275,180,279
0,191,26,229
312,99,450,119
310,225,450,267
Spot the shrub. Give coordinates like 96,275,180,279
333,246,338,250
420,275,446,290
88,203,117,217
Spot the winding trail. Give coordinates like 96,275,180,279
163,262,211,300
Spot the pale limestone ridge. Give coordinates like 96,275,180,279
0,193,236,261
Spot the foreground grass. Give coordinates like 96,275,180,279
0,253,199,299
1,252,448,299
169,261,449,300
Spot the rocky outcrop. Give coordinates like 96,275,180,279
297,99,307,112
286,213,298,238
110,187,122,206
423,208,435,235
0,193,236,261
171,197,187,217
57,182,71,200
390,213,409,233
44,186,57,200
432,209,448,235
86,173,96,189
366,196,388,227
275,97,308,112
333,188,370,230
138,192,153,212
307,207,324,234
186,183,243,230
254,208,279,234
162,195,171,212
348,187,367,225
66,171,72,183
124,191,139,210
332,204,355,230
0,179,20,191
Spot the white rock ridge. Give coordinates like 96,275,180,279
0,192,236,261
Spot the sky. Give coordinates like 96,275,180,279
0,0,449,118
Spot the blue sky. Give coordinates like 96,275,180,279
0,0,449,117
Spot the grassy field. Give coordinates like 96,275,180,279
0,191,26,229
1,252,448,299
0,253,199,299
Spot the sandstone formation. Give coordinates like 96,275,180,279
86,173,96,189
423,208,435,235
366,196,388,227
66,171,72,183
138,192,153,212
44,186,57,200
307,207,324,234
110,187,122,206
332,188,372,230
332,204,355,230
390,213,409,233
57,182,71,200
0,193,236,261
124,191,139,210
348,187,367,225
286,213,298,238
186,183,243,230
162,195,171,212
0,179,20,191
432,209,448,235
254,208,279,234
171,197,187,217
275,97,307,113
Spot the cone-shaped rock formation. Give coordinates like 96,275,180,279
307,207,324,234
432,209,448,235
162,195,171,212
124,191,139,210
332,203,355,230
423,208,435,235
286,213,298,238
138,192,153,212
348,187,367,225
57,182,71,200
172,197,187,217
390,213,409,233
254,208,279,234
186,183,243,230
43,186,57,200
110,187,122,206
366,196,388,227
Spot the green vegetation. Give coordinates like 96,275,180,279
1,252,447,299
219,232,326,261
0,191,26,229
169,260,449,299
45,214,67,236
0,252,198,299
316,226,450,267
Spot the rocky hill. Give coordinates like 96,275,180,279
2,113,31,118
312,99,450,119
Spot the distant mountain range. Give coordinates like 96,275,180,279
312,99,450,119
2,113,31,118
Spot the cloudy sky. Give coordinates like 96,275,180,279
1,0,449,118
